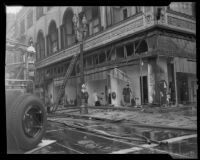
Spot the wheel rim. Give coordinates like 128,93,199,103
22,105,44,138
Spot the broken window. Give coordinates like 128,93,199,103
93,54,99,65
99,51,106,64
116,46,125,59
86,56,93,67
135,40,148,55
125,43,134,57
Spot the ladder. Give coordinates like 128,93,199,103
51,54,79,112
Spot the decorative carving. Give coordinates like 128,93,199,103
145,14,152,24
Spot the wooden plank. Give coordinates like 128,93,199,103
25,140,56,154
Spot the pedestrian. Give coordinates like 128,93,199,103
166,92,170,107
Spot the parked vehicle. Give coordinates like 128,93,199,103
6,39,47,153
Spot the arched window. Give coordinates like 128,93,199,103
36,31,45,60
47,21,58,55
61,8,75,49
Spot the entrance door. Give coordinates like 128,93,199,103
177,73,189,104
140,76,148,104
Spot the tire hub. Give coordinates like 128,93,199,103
22,105,44,138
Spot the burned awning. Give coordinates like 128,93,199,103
174,57,196,74
110,68,130,82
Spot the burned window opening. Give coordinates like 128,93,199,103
93,54,99,65
116,46,125,59
85,56,93,68
135,40,148,55
126,43,134,57
99,51,106,64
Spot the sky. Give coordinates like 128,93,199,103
6,6,22,14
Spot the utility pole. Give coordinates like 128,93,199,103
73,12,88,114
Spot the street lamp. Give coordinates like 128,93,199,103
73,13,88,114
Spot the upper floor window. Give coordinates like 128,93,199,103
47,21,58,55
36,31,45,60
61,8,75,49
36,7,44,20
20,19,25,34
123,8,128,20
169,2,193,16
27,10,33,29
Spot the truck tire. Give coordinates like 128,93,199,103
7,93,47,151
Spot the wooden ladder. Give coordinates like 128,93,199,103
51,54,79,112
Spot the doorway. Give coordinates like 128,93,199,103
140,76,148,104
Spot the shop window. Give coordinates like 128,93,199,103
116,46,125,59
125,43,134,57
99,51,106,64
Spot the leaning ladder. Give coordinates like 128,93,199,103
51,54,79,112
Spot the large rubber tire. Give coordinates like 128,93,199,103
7,93,47,151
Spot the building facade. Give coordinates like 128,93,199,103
7,4,196,106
